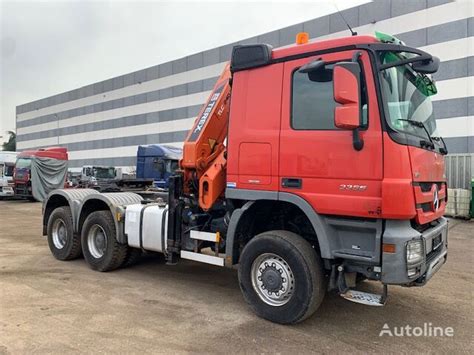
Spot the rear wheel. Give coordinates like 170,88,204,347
47,206,81,260
238,230,325,324
122,247,142,268
81,211,127,272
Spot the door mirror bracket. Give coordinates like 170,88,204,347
333,53,364,151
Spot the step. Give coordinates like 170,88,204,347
180,250,225,267
340,289,386,306
190,230,220,242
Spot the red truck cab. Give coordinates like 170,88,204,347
225,33,447,287
14,147,68,200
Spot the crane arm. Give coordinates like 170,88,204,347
180,64,232,210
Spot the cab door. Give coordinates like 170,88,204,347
279,50,383,218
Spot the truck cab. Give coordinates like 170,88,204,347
0,151,17,198
136,144,182,189
80,165,117,186
42,32,448,324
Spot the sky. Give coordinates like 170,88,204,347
0,0,368,139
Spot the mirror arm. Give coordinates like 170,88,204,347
352,129,364,151
351,51,364,151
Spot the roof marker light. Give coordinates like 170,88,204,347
296,32,309,45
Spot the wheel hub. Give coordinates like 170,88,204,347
88,224,107,259
260,266,283,293
52,218,67,249
251,253,295,306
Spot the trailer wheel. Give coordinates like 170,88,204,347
238,230,325,324
47,206,81,260
122,247,142,268
81,211,127,272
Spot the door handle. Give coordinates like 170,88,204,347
282,178,302,189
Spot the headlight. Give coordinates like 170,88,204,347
406,239,424,265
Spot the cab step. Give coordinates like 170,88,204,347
340,288,387,306
180,250,225,267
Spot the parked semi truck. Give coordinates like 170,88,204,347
136,144,182,188
0,151,18,198
77,165,153,192
15,147,68,201
42,32,448,324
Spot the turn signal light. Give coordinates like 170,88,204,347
383,243,396,253
296,32,309,45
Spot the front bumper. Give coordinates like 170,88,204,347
15,182,32,197
0,185,14,197
381,217,448,286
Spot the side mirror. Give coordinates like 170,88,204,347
299,59,325,73
412,56,440,74
333,62,361,130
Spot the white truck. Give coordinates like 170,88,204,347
0,151,18,198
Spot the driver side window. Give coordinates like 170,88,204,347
291,61,368,130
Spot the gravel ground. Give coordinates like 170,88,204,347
0,200,472,354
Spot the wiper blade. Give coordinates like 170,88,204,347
397,119,435,149
431,136,448,155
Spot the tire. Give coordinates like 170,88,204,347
81,211,127,272
238,230,325,324
122,247,142,268
47,206,82,260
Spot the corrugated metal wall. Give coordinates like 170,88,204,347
445,154,474,190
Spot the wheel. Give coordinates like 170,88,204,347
238,230,325,324
81,211,127,272
122,247,142,268
47,206,82,260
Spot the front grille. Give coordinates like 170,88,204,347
415,182,445,192
426,243,442,264
411,219,440,233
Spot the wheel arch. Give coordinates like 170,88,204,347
225,189,333,266
78,192,143,244
42,189,99,235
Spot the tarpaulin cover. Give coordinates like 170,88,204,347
30,156,68,202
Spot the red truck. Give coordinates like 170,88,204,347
15,147,68,201
42,32,448,324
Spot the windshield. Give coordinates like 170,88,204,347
16,158,31,169
167,160,179,174
4,164,14,177
379,55,439,140
94,167,115,179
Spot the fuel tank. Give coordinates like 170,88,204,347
124,203,168,252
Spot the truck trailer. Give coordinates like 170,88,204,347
15,147,68,201
42,32,448,324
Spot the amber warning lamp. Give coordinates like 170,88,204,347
296,32,309,45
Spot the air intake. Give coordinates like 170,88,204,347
230,44,273,73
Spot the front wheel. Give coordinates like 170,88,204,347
238,230,325,324
81,211,127,272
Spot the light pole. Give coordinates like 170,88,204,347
54,113,59,145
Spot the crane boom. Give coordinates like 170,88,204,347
180,63,232,210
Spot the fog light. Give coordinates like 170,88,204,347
406,239,424,265
408,267,420,278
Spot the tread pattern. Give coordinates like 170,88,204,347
122,247,142,268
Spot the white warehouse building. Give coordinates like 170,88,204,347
16,0,473,173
